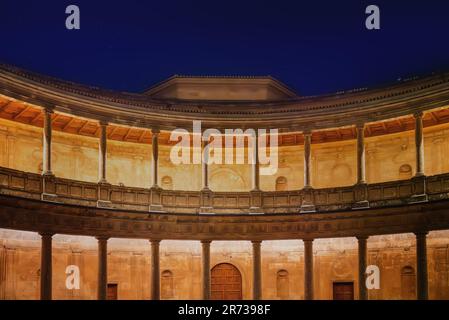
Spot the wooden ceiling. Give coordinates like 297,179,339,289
1,96,449,146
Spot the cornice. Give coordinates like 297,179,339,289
1,63,449,132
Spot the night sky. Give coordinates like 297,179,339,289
0,0,448,96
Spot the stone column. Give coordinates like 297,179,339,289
150,239,161,300
303,130,312,188
98,121,108,183
202,139,210,191
251,131,260,191
96,236,108,300
39,232,53,300
304,239,314,300
356,123,366,184
357,236,368,300
414,112,425,177
201,240,211,300
42,108,54,176
252,240,262,300
151,129,160,188
415,232,428,300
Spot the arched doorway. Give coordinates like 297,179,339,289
211,263,242,300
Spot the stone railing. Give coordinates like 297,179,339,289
1,166,449,214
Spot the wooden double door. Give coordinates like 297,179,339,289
211,263,242,300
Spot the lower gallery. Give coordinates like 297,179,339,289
1,64,449,300
1,231,449,300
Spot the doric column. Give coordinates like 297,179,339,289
96,236,108,300
303,130,312,188
304,239,314,300
151,129,160,188
357,236,368,300
414,112,425,177
251,131,260,191
98,121,108,183
39,232,53,300
201,240,211,300
415,232,428,300
356,123,366,184
42,108,54,176
252,240,262,300
150,239,161,300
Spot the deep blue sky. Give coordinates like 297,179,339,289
0,0,448,96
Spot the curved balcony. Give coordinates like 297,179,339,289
1,165,449,240
1,165,449,215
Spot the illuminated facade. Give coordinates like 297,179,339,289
1,64,449,299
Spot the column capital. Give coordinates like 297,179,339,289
303,129,312,136
43,106,55,114
201,240,212,244
356,235,369,241
149,239,162,244
39,232,54,238
95,236,109,241
98,120,109,127
413,111,424,119
251,240,262,245
414,231,429,237
303,238,314,243
151,128,160,135
355,122,365,130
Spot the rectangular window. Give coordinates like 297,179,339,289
107,283,118,300
332,282,354,300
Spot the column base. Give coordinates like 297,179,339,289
97,200,113,209
149,186,164,212
249,207,264,214
352,200,370,210
409,194,428,204
300,203,316,213
149,204,165,213
42,171,54,178
41,193,58,202
199,206,214,214
410,175,428,204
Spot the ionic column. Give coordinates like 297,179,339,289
415,232,428,300
357,236,368,300
151,129,160,188
202,139,210,191
252,240,262,300
251,131,260,191
414,112,425,177
201,240,211,300
98,121,108,183
150,239,161,300
304,239,314,300
42,108,54,176
39,232,53,300
303,131,312,188
356,123,366,184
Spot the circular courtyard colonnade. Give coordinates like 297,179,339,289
1,64,449,300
